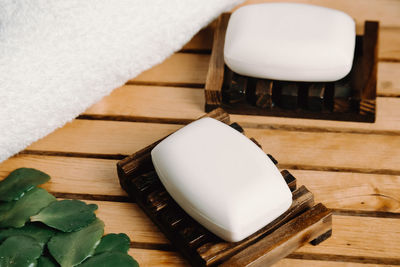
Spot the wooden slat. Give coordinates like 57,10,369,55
236,0,400,28
84,85,400,134
277,258,396,266
88,200,168,244
85,85,204,122
378,62,400,97
0,155,124,197
231,97,400,134
26,120,180,156
182,23,214,52
84,200,400,260
220,204,332,267
379,27,400,61
1,155,398,213
128,249,395,267
295,215,400,258
183,24,400,62
131,53,209,86
245,128,400,173
25,120,400,173
291,170,400,213
128,249,187,267
127,53,400,95
204,13,230,111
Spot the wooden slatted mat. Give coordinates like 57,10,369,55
1,1,399,266
117,109,332,266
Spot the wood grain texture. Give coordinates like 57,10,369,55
131,53,209,86
182,25,400,61
193,19,399,62
1,155,398,213
85,85,204,122
181,24,214,52
0,163,397,263
127,53,400,95
84,85,400,134
291,170,400,213
86,199,169,244
231,96,400,134
296,215,400,259
78,200,400,260
25,120,400,173
245,128,400,173
220,204,332,267
26,120,181,156
129,249,187,267
197,186,316,266
356,21,379,116
236,0,400,28
379,27,400,61
276,258,399,266
0,155,124,197
378,62,400,96
128,248,400,267
204,13,230,111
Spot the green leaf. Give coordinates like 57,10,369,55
0,188,56,228
78,252,139,267
37,256,57,267
0,168,50,202
94,233,130,255
0,235,42,267
31,200,98,232
0,223,55,248
48,218,104,267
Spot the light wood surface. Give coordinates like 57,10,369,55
1,1,399,266
130,54,400,95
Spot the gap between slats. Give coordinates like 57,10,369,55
1,155,399,217
18,150,400,176
83,199,400,263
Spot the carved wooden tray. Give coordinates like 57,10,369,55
117,109,332,266
205,13,378,122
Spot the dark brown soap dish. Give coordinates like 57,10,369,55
205,13,378,122
117,108,333,266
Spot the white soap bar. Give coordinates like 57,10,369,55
224,3,356,82
151,118,292,242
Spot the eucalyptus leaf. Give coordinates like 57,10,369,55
37,256,57,267
0,223,55,248
31,200,98,232
0,235,42,267
94,233,130,255
78,252,139,267
0,168,50,202
48,218,104,267
0,188,56,228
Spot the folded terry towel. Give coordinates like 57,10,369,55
0,0,243,162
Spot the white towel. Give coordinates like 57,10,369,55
0,0,243,162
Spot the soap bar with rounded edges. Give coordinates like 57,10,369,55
151,118,292,242
224,3,356,82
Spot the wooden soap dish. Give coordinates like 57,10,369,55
117,108,333,266
205,13,378,122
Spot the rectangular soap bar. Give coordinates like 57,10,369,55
151,118,292,242
224,3,356,82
